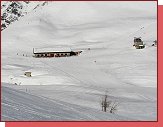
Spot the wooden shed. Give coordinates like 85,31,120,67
24,72,31,77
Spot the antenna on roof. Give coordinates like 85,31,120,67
70,47,72,52
33,48,35,54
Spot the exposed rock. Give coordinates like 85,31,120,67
1,1,47,31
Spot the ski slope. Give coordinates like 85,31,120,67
2,83,135,121
1,1,157,121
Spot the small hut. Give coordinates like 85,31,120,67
133,37,145,49
24,72,32,77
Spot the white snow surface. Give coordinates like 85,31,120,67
1,1,157,121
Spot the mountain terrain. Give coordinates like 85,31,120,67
1,1,157,121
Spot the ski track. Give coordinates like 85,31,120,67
2,86,131,121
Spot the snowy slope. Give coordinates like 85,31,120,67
2,84,134,121
1,1,157,121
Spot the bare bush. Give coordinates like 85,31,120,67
101,92,118,113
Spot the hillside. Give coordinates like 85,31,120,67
1,1,157,121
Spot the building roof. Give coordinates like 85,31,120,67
34,48,72,54
34,51,74,54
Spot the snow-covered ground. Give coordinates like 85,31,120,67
1,1,157,121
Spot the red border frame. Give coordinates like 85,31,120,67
1,0,162,126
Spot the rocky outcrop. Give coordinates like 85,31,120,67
1,1,47,31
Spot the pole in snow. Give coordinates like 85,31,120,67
33,48,35,54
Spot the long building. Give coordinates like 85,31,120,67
33,48,82,58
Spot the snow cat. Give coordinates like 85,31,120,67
133,37,145,49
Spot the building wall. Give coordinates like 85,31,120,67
134,41,143,46
34,52,73,58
